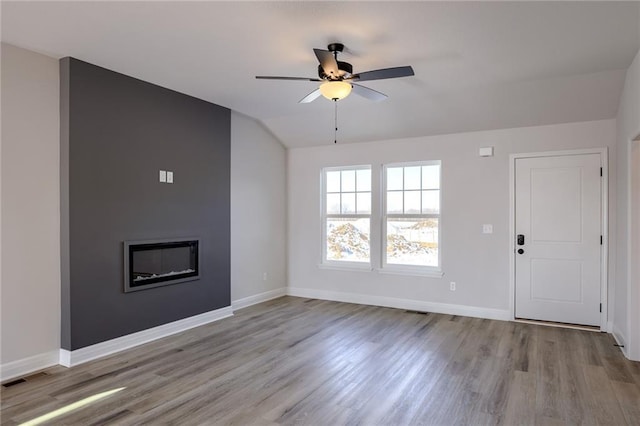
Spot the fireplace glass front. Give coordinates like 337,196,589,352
124,239,199,292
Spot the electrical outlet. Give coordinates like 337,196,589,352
450,282,456,291
263,272,268,281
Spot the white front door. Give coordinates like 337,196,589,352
515,153,602,326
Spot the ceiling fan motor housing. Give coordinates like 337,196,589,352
318,61,353,80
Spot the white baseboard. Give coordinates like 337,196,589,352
287,287,511,321
59,306,233,368
612,323,629,358
232,287,286,311
1,350,60,382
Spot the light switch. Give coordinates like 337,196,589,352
167,171,173,183
483,224,493,234
159,170,167,182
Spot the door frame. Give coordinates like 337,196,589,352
630,133,640,360
509,148,608,331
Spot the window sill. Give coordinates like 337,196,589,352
376,268,444,278
318,263,373,272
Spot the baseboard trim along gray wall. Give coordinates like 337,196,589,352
60,57,231,350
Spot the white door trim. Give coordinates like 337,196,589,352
629,132,640,360
509,148,608,330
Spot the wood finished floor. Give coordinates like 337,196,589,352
2,296,640,426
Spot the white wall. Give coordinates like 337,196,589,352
1,43,61,378
230,112,287,307
615,47,640,360
288,120,616,319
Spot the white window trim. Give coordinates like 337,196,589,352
376,267,444,278
320,165,373,268
318,262,374,272
381,161,442,274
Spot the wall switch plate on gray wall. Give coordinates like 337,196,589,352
159,170,174,183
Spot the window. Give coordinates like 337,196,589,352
322,166,372,264
320,161,441,274
384,162,441,270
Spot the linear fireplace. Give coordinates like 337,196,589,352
124,238,200,292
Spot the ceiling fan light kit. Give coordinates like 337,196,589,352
319,81,352,100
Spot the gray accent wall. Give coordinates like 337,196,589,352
60,58,230,351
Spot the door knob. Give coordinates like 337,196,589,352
517,248,524,255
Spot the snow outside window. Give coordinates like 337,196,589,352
383,162,441,270
322,166,372,265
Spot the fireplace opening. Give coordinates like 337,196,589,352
124,238,199,292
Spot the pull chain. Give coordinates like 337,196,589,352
334,99,338,144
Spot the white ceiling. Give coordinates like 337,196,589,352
2,1,639,148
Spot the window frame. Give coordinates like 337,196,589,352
320,165,373,270
382,160,442,276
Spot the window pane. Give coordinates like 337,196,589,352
422,165,440,190
386,218,439,267
341,193,356,214
326,218,370,262
404,190,421,214
356,192,371,214
341,170,356,192
387,191,403,214
404,166,421,190
422,190,440,214
326,171,341,193
327,193,341,214
356,169,371,192
387,167,403,191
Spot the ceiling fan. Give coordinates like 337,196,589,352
256,43,414,103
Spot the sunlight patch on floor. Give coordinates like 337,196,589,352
19,387,126,426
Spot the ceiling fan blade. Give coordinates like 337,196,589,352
256,76,322,81
314,49,340,78
299,88,322,103
351,66,415,82
351,84,388,102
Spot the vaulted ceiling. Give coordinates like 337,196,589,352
2,1,639,148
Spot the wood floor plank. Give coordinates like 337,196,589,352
582,365,628,425
501,370,536,426
610,380,640,425
2,296,639,426
556,328,595,425
535,327,564,422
